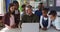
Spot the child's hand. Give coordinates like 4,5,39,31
10,24,16,28
42,27,47,30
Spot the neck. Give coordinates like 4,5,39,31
28,13,33,16
39,9,42,11
15,9,18,10
43,15,48,18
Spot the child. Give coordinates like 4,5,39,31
49,10,60,31
40,8,51,30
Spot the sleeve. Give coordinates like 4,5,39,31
35,16,39,23
2,13,6,25
21,15,25,23
35,11,37,15
40,16,44,28
2,15,5,24
55,18,60,30
47,17,51,29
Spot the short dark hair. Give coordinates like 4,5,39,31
22,4,26,8
42,8,49,13
13,1,18,4
39,3,43,4
26,5,32,9
49,10,57,16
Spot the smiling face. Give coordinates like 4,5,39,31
38,3,44,10
42,10,48,17
10,6,15,13
26,8,32,15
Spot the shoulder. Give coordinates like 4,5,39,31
22,14,27,17
32,14,38,18
35,10,39,12
55,16,59,22
4,12,10,16
40,15,43,18
33,14,38,17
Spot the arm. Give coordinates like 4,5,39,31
40,16,44,28
47,17,51,29
55,18,60,30
35,16,39,23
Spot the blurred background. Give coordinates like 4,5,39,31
0,0,60,16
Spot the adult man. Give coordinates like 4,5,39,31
22,5,39,23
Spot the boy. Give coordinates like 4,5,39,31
49,10,60,31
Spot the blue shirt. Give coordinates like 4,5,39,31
35,10,42,16
35,10,42,17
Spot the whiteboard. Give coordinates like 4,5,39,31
22,23,39,32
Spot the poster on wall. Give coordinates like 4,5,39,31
56,0,60,6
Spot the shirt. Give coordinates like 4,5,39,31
10,15,15,26
52,16,60,30
35,10,42,17
40,16,51,28
22,14,39,23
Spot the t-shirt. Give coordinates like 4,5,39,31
40,15,51,28
52,17,60,30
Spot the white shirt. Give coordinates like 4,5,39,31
52,17,60,30
40,15,51,29
15,10,19,14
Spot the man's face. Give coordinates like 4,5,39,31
38,4,44,10
50,15,56,21
26,8,32,15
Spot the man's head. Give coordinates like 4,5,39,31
42,8,49,17
13,1,19,10
49,10,57,20
25,5,32,15
38,3,44,10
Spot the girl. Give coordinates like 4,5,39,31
40,8,51,30
49,10,60,31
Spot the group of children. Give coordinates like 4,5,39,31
40,8,60,31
